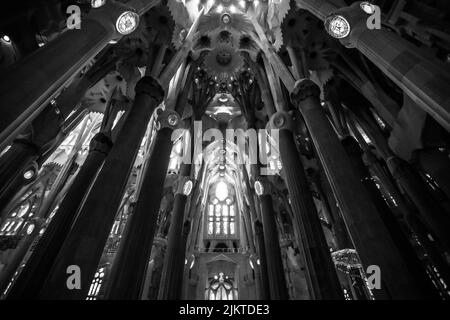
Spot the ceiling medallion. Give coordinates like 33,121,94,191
204,45,244,82
216,50,233,66
221,13,231,24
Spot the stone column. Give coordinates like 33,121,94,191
38,76,164,299
0,142,39,207
341,137,439,298
104,110,180,300
387,157,450,252
0,104,62,211
296,0,450,131
270,111,343,300
0,1,143,147
254,178,289,300
347,109,450,253
254,220,270,300
290,78,432,299
158,168,192,299
6,132,112,299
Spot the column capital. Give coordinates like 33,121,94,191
87,0,139,38
290,79,321,106
269,111,294,132
324,2,376,48
135,76,165,103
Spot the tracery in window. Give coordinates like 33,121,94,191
206,273,237,300
0,200,33,236
207,199,236,237
87,267,106,300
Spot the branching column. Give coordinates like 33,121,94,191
290,79,431,299
0,1,139,147
296,0,450,131
104,110,180,300
270,111,343,300
6,132,113,299
38,76,164,299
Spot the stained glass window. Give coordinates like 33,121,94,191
206,202,236,237
206,273,236,300
86,267,106,300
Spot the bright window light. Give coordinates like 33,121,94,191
215,181,229,201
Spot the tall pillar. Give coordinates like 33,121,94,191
310,168,353,249
38,76,164,299
0,47,117,214
254,178,289,300
269,112,343,300
416,148,450,204
341,137,439,298
347,109,450,253
347,115,450,285
158,166,192,299
104,110,179,300
387,157,450,252
290,79,433,299
6,132,113,299
0,143,39,210
0,104,62,210
254,220,270,300
296,0,450,131
0,1,144,148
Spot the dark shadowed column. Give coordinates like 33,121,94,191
0,1,138,148
296,0,450,131
254,178,289,300
37,76,164,299
158,164,192,300
6,133,113,299
104,110,180,300
290,78,432,299
254,220,270,300
342,136,439,298
270,111,343,300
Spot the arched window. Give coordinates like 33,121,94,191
86,267,106,300
0,200,33,236
206,273,237,300
207,199,236,237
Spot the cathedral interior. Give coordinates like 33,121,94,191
0,0,450,301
